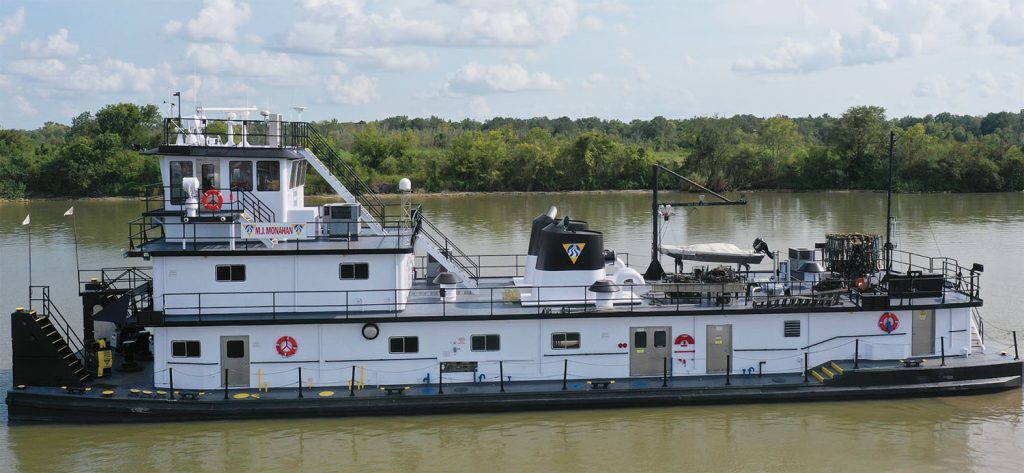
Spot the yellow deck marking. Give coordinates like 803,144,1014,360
319,391,335,397
232,393,251,400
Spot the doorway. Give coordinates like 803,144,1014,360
706,324,733,373
912,309,936,356
629,326,671,376
220,336,250,387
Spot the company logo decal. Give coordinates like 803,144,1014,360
562,243,586,264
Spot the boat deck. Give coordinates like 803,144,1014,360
7,353,1021,423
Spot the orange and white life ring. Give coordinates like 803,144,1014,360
878,312,900,333
276,335,298,357
202,189,224,211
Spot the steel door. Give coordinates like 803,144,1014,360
706,324,733,373
912,309,935,355
220,336,250,387
629,326,671,376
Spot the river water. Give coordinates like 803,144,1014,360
1,192,1023,472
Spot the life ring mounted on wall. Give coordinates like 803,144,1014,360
878,312,900,333
276,335,298,357
202,189,224,211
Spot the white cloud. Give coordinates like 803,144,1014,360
582,72,608,87
468,96,491,119
325,73,379,105
913,77,951,98
989,2,1024,45
733,33,843,73
22,29,80,58
14,95,36,115
0,7,25,45
5,57,164,93
164,0,252,43
446,62,559,93
581,15,604,31
186,44,313,81
286,0,577,50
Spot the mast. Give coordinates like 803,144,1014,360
885,130,895,275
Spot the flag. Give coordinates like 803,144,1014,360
22,214,30,225
64,206,74,216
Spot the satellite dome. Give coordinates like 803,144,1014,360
398,178,412,193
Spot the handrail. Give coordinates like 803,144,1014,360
415,213,480,280
29,285,94,370
297,123,387,224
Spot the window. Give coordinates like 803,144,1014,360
289,160,307,188
200,162,218,191
551,332,580,350
784,320,801,338
216,265,246,282
389,336,419,353
169,161,194,205
172,340,201,357
226,340,245,358
340,263,369,280
257,161,281,191
471,334,500,351
229,161,253,191
634,330,647,348
654,330,667,348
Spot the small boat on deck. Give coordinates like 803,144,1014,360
5,108,1021,423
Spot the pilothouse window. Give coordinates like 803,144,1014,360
169,161,194,205
257,161,280,191
229,161,253,191
290,160,307,188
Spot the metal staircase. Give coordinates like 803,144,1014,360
295,123,479,287
971,308,986,353
808,361,846,384
23,286,92,385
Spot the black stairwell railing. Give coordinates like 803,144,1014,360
29,286,94,369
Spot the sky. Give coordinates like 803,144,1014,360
2,0,1024,129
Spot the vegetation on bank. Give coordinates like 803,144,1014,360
3,103,1024,199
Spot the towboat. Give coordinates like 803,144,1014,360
6,110,1021,423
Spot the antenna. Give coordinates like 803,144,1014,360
292,106,307,122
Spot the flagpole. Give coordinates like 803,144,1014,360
27,217,32,306
72,206,81,277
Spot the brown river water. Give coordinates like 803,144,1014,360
1,191,1023,472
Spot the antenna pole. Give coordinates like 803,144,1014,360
885,130,895,275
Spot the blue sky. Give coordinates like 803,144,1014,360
2,0,1024,129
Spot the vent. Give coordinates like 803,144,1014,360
784,320,801,338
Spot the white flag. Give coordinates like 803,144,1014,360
64,206,74,216
22,214,30,225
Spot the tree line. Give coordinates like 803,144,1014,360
3,103,1024,199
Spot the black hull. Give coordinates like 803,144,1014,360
7,360,1021,424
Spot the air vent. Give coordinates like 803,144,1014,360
784,320,801,338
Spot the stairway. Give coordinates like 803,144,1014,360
296,124,479,287
238,211,277,248
971,308,986,353
808,361,846,384
34,314,91,383
12,286,93,386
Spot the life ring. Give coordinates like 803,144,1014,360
878,312,900,333
275,336,298,357
202,189,224,211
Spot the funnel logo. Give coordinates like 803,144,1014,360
563,243,586,264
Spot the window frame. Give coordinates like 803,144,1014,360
225,340,246,358
215,264,246,282
471,334,501,352
389,336,420,354
171,340,201,358
551,332,581,350
228,160,253,191
339,263,370,280
256,160,281,192
169,160,194,205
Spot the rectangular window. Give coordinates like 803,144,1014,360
289,160,307,188
339,263,369,280
257,161,281,191
389,336,419,353
200,162,218,191
226,340,245,358
471,334,500,351
229,161,253,191
551,332,581,350
784,320,801,338
215,265,246,282
634,331,647,349
654,330,667,348
171,340,201,357
169,161,194,205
